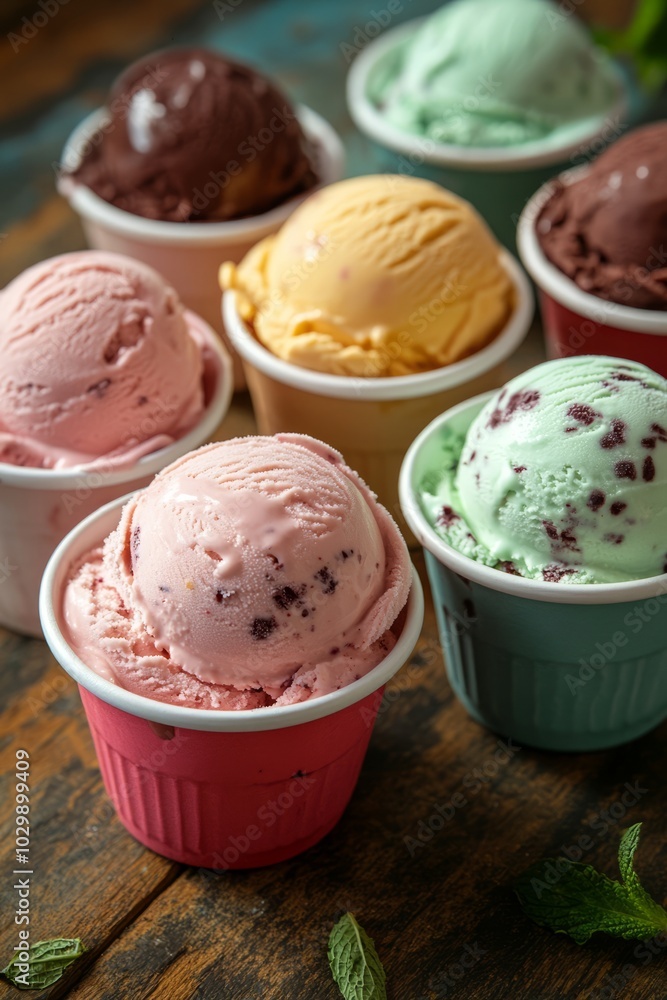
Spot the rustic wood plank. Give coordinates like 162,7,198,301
43,557,667,999
0,650,181,999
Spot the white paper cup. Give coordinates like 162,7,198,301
0,319,232,638
517,167,667,376
58,105,346,390
222,252,533,539
39,497,423,867
347,18,627,249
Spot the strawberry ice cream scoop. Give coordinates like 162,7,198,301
63,434,411,709
0,251,206,468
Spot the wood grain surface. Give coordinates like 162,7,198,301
1,2,665,999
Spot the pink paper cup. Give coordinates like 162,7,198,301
518,169,667,376
57,106,345,391
0,317,232,639
39,497,424,869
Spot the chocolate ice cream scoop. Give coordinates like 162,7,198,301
66,48,317,222
537,122,667,310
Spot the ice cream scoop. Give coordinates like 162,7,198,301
63,48,317,222
537,122,667,310
368,0,620,148
0,251,208,469
64,434,411,708
221,175,515,376
420,356,667,583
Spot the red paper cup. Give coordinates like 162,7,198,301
40,497,424,869
518,169,667,376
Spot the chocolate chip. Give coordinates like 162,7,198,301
497,560,520,575
250,617,277,640
543,521,559,540
273,586,302,610
643,456,656,482
437,505,460,527
137,395,148,406
567,403,601,426
543,564,575,583
652,423,667,442
587,489,605,511
131,526,141,565
600,419,626,449
330,647,340,655
610,501,627,516
315,567,337,594
614,460,637,480
642,437,657,449
513,466,526,474
488,389,541,429
603,533,624,544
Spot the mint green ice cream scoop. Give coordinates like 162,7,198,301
421,357,667,584
369,0,620,148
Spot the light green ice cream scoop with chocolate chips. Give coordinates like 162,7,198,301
420,357,667,583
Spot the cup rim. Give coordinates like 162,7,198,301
222,251,533,401
57,104,346,245
346,17,627,171
517,166,667,335
39,494,424,732
0,312,233,489
399,391,667,605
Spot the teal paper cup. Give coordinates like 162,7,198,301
399,395,667,752
347,19,627,251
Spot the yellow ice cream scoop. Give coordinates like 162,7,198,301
221,175,514,378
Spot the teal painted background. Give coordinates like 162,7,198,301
1,0,442,231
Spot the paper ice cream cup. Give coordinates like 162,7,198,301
0,318,232,639
223,253,532,541
57,105,346,391
518,168,667,377
347,19,627,251
399,394,667,753
40,496,423,868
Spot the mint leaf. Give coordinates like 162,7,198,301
594,0,667,91
515,824,667,944
1,938,85,990
328,913,387,999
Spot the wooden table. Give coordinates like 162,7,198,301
1,2,665,998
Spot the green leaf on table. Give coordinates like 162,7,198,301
515,823,667,944
1,938,85,990
328,912,387,999
594,0,667,91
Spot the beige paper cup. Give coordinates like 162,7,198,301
58,106,345,390
0,320,232,639
222,253,533,537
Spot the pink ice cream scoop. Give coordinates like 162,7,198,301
0,251,206,468
64,434,411,709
